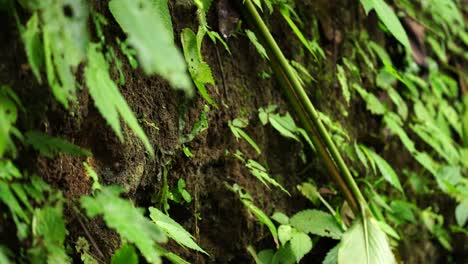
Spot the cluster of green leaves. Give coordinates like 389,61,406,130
14,0,198,156
333,1,468,250
81,166,205,264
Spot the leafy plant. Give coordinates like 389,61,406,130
109,0,192,94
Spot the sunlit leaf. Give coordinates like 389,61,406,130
338,216,395,264
290,210,343,239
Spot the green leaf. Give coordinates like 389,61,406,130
85,43,154,157
278,225,293,246
83,163,102,192
109,0,192,93
337,65,350,104
352,83,386,115
290,209,343,239
149,207,206,254
271,212,290,225
322,244,339,264
75,237,99,264
268,113,301,142
367,149,403,192
338,216,395,264
246,159,289,194
25,131,91,158
181,28,216,106
229,119,261,154
455,199,468,227
81,186,166,264
360,0,410,49
290,231,313,262
112,244,138,264
41,0,89,107
32,205,69,263
246,29,269,60
20,12,43,82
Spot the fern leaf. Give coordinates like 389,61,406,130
25,131,91,158
81,186,167,264
85,43,154,157
109,0,192,94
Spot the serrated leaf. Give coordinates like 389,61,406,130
25,131,91,158
20,13,43,82
322,244,339,264
149,207,206,254
290,231,313,262
85,43,154,157
338,216,395,264
181,28,216,106
32,205,70,263
111,244,138,264
109,0,192,93
41,0,89,107
81,186,166,264
290,210,343,239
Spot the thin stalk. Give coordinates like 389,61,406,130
240,0,367,213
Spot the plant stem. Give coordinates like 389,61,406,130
240,0,367,213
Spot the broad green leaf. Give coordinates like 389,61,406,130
0,85,21,158
81,186,166,264
149,207,206,254
367,149,403,192
25,131,91,158
278,225,293,246
246,29,269,60
111,244,138,264
85,43,154,157
290,209,343,239
338,216,395,264
360,0,410,49
290,231,313,262
20,13,43,82
455,199,468,227
181,28,216,106
109,0,192,93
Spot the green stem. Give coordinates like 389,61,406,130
240,0,367,213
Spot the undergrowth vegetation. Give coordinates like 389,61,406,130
0,0,467,263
